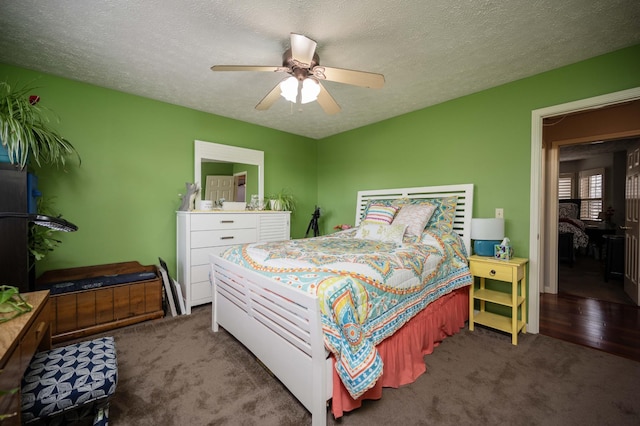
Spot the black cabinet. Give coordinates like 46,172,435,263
604,234,625,282
558,232,574,266
0,163,31,292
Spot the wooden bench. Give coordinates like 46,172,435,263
36,261,164,344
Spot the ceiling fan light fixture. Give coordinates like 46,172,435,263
300,78,320,104
279,76,298,102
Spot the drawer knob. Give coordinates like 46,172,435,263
220,220,234,224
220,236,234,240
490,269,496,276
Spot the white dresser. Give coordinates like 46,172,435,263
176,211,290,313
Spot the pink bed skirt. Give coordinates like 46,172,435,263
331,286,469,418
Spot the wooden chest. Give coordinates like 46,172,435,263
36,261,164,344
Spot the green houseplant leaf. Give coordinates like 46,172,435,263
28,197,64,261
268,189,296,212
0,81,80,169
0,285,33,323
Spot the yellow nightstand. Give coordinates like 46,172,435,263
468,255,528,345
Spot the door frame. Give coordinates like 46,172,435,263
528,86,640,334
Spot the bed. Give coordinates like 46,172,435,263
558,199,589,263
209,184,474,425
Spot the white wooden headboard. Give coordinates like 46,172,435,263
355,184,474,254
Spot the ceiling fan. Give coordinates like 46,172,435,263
211,33,385,115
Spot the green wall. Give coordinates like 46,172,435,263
1,43,638,279
317,44,640,258
0,65,317,276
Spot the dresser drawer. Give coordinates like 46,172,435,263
191,246,234,265
0,345,21,421
191,228,257,248
470,261,513,281
19,299,51,371
191,264,213,283
190,214,257,231
191,280,212,302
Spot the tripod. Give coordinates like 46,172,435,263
305,206,321,237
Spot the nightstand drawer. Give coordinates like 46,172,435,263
469,261,513,281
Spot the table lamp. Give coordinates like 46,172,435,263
471,218,504,256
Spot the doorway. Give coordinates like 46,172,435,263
528,87,640,334
556,139,637,305
542,100,640,299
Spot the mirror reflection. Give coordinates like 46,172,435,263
200,161,258,202
194,140,264,206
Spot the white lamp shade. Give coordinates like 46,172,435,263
280,77,320,104
470,218,505,240
300,78,320,104
279,76,298,102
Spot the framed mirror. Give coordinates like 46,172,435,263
194,140,264,204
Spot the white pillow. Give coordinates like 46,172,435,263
355,223,407,244
392,203,437,237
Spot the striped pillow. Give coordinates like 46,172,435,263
363,203,399,225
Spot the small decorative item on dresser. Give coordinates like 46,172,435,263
199,200,214,210
268,189,296,212
178,182,200,211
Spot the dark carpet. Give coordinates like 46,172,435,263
99,305,640,425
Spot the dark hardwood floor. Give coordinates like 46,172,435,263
539,254,640,363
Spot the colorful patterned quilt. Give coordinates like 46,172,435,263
219,228,472,399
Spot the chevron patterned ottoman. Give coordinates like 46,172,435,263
21,336,118,425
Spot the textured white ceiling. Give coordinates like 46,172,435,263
0,1,639,139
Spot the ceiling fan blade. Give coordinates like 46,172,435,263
316,82,341,115
255,82,283,111
290,33,317,67
313,66,385,89
211,65,283,73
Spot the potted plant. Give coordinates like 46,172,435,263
268,189,296,212
0,81,80,169
0,82,80,270
28,197,69,261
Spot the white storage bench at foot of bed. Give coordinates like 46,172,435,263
211,255,332,426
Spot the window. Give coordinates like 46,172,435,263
579,168,604,220
558,173,574,199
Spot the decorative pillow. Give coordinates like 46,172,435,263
362,203,399,225
559,202,579,219
360,199,396,221
392,203,437,237
355,223,407,244
426,196,458,232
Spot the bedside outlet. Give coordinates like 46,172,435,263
495,208,504,218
